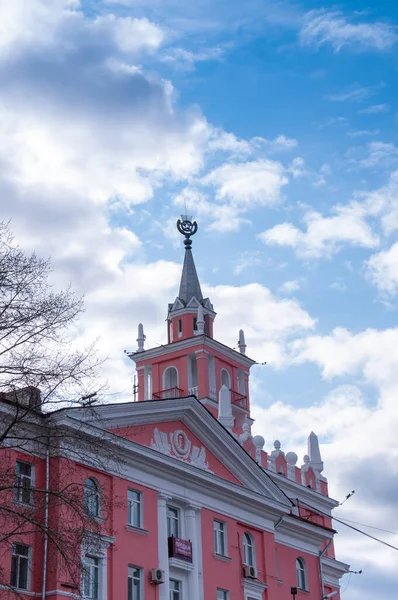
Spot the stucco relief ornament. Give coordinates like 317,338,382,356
150,427,212,473
170,430,191,460
151,428,171,456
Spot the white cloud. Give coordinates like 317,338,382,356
300,10,397,52
357,142,398,169
93,15,165,53
232,251,262,275
203,159,288,207
279,279,301,294
259,202,379,258
292,326,398,388
366,243,398,295
359,103,389,115
208,130,297,156
207,283,315,367
326,85,375,102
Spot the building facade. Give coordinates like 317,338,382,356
0,217,349,600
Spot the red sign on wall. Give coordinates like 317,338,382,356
168,537,193,562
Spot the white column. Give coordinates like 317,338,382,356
157,493,170,600
185,506,202,600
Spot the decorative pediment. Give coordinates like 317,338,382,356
202,297,214,311
97,397,289,503
186,296,201,308
170,297,185,312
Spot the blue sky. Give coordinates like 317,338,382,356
2,1,398,597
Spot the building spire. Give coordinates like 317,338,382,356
177,215,203,304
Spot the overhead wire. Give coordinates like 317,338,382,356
296,499,398,552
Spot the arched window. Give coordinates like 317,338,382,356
296,557,308,590
243,532,255,567
221,368,231,389
84,478,100,517
163,366,178,390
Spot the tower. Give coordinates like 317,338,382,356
129,216,256,434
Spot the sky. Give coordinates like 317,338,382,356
1,0,398,597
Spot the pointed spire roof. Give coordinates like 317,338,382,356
178,246,203,304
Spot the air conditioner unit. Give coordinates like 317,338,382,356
151,568,165,584
243,565,258,579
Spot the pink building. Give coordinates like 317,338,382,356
0,217,349,600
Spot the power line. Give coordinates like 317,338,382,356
339,518,398,537
296,499,398,553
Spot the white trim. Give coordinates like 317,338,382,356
130,335,255,368
243,578,267,600
163,365,179,390
321,556,350,586
242,531,256,568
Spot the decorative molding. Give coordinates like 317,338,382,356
125,524,149,536
168,557,195,572
151,427,212,472
243,577,268,600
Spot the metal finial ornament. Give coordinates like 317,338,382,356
177,215,198,249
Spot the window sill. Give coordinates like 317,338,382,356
213,553,232,562
14,500,35,510
126,524,149,535
297,588,310,594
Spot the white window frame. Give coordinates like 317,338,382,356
169,578,182,600
84,478,101,518
163,366,179,390
220,369,231,389
243,532,255,567
296,557,308,591
213,520,227,556
167,505,180,538
15,461,34,505
128,489,143,529
217,589,229,600
10,543,31,591
128,565,142,600
83,555,100,599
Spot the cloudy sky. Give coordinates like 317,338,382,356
2,0,398,597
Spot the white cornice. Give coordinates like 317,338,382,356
275,515,334,555
130,335,255,368
321,556,350,585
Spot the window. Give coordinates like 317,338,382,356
164,366,178,390
221,369,230,389
83,555,99,599
167,505,180,538
128,566,142,600
296,557,308,591
243,532,255,567
214,520,226,556
15,461,33,505
217,590,229,600
169,579,181,600
84,478,100,517
178,319,182,334
11,543,30,590
193,317,197,331
128,490,142,528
